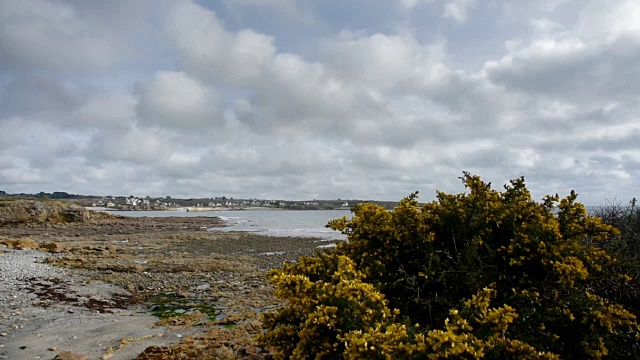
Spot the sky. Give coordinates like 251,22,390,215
0,0,639,204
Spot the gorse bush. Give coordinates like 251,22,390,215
590,198,640,261
590,199,640,317
258,174,640,359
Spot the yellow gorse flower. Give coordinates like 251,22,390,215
258,174,639,359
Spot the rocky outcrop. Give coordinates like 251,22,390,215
39,242,64,253
0,200,117,226
0,238,39,250
0,238,65,252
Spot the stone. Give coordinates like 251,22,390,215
54,351,89,360
16,238,39,250
1,238,40,250
215,346,235,360
242,319,262,333
39,242,63,253
176,291,190,299
235,346,260,359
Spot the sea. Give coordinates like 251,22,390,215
103,209,351,241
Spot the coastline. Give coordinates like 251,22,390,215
0,216,334,359
85,206,350,212
0,249,186,359
84,206,268,212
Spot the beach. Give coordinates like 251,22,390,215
0,215,334,359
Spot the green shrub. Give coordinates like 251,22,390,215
259,174,640,359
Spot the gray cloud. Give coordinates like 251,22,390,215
0,75,87,119
0,0,128,72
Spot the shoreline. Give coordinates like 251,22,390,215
86,206,351,212
0,249,186,359
0,216,334,359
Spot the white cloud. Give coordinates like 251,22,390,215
575,0,640,42
2,0,640,204
167,1,276,85
0,167,44,184
0,118,83,170
443,0,477,24
91,126,174,165
235,52,380,133
321,32,449,90
168,2,389,136
484,5,640,103
135,71,222,131
530,18,565,35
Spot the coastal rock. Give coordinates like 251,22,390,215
240,319,262,333
0,199,117,226
1,238,39,250
17,238,39,250
39,242,63,253
46,256,88,267
0,239,14,248
54,351,89,360
215,346,235,360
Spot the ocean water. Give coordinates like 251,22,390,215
104,209,351,240
215,210,351,240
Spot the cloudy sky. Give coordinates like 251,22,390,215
1,0,639,203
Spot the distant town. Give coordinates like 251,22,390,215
0,190,399,211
